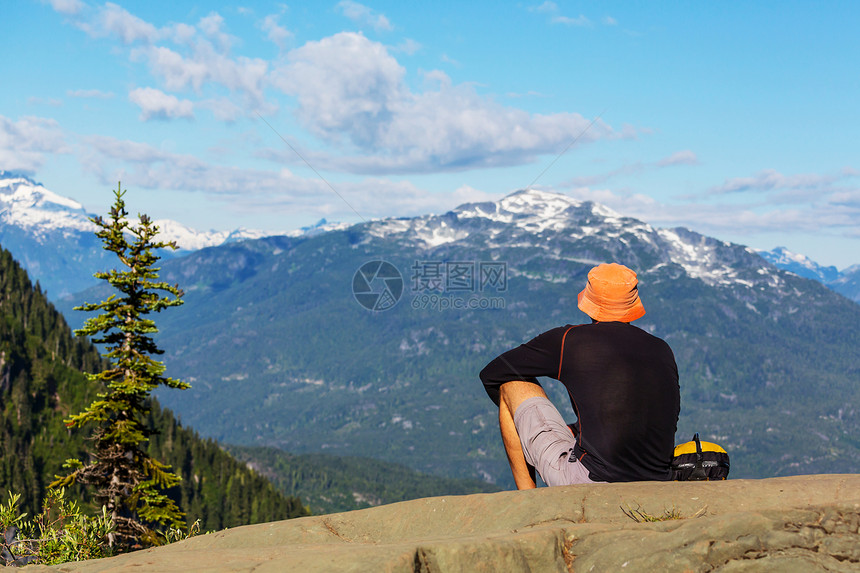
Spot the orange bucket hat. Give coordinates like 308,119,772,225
577,263,646,322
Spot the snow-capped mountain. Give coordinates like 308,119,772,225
758,246,859,303
0,172,298,297
3,170,857,305
368,188,786,290
151,219,270,251
0,172,271,249
757,246,840,283
0,173,95,234
365,189,858,302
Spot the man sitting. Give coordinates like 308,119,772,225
479,263,680,488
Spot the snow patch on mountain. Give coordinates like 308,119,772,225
656,229,747,286
285,218,352,238
366,188,782,288
0,175,96,237
455,188,619,235
152,220,270,250
758,247,840,283
0,173,340,252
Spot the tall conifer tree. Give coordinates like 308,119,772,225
54,183,189,548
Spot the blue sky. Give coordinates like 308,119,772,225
2,1,858,268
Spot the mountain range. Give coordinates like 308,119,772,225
757,246,860,303
0,172,345,298
45,187,860,488
3,172,859,487
1,171,857,303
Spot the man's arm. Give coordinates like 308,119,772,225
479,326,568,405
479,327,568,490
499,380,555,489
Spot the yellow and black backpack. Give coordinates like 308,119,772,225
671,433,730,481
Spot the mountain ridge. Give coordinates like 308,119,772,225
0,173,306,296
55,187,860,487
758,245,860,303
1,172,856,300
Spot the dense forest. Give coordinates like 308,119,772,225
228,445,499,515
0,245,309,531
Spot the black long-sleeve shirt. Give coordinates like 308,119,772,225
480,322,680,482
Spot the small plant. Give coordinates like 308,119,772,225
1,492,34,567
0,489,114,566
158,518,202,545
621,503,687,523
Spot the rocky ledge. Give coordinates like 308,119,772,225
35,474,860,572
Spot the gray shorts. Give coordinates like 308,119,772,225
513,396,600,486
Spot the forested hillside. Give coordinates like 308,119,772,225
227,446,500,515
0,245,308,530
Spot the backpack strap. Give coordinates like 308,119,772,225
689,432,709,480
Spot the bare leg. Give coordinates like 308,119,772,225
498,381,550,490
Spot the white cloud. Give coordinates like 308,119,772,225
45,0,84,15
560,163,860,246
198,98,244,122
65,5,269,113
83,135,317,197
78,133,509,222
392,38,421,55
78,134,442,220
710,169,841,194
657,150,698,167
131,42,268,108
270,32,612,173
450,184,505,206
129,88,194,121
168,22,196,44
79,2,161,44
271,32,406,144
530,2,558,14
529,2,591,26
506,90,549,99
567,165,859,237
564,184,859,238
553,14,592,26
336,1,393,32
440,54,461,67
27,96,63,107
67,89,115,99
558,152,698,189
131,45,207,92
603,16,618,26
261,14,292,50
0,115,69,174
562,163,644,188
198,12,236,52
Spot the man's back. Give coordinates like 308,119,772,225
559,322,679,482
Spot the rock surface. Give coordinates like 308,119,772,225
34,475,860,572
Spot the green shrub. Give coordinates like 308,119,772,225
0,489,114,566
